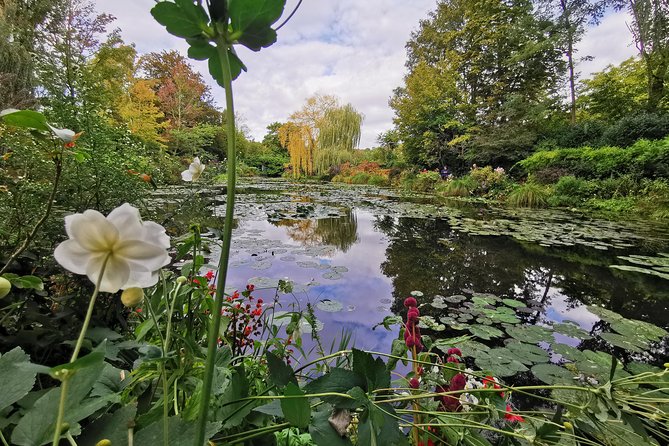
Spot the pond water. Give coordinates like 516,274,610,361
151,178,669,385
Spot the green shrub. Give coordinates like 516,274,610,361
507,183,549,208
438,177,476,197
601,113,669,147
413,170,442,192
517,137,669,180
368,174,389,186
350,172,370,184
554,176,593,199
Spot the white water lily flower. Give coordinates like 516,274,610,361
181,157,205,182
54,203,170,293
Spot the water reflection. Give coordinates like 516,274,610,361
376,216,669,328
271,208,359,252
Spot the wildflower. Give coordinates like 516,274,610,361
504,404,525,423
409,378,420,389
135,308,142,314
205,270,215,280
247,284,255,292
53,203,170,293
0,277,11,299
181,157,205,182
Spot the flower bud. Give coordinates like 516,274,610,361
563,422,573,430
121,288,144,307
409,378,420,389
0,277,11,299
96,440,112,446
176,276,188,284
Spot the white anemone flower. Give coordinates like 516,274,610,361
181,157,205,182
54,203,170,293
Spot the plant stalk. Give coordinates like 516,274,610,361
52,254,109,446
194,36,237,446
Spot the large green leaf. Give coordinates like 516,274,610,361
214,366,254,429
207,48,247,86
280,383,311,428
352,349,390,392
531,364,574,385
357,403,407,446
134,416,220,446
309,408,353,446
0,347,36,412
151,1,206,39
303,368,366,409
229,0,285,51
0,109,50,132
11,354,107,445
78,404,137,446
266,351,297,388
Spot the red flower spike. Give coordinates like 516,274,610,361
409,378,420,389
450,373,466,391
447,356,459,364
257,298,263,304
504,404,525,423
247,284,255,292
447,347,462,357
403,297,417,308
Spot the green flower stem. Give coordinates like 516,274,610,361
53,254,110,446
195,36,238,446
0,430,9,446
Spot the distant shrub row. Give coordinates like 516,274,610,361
517,137,669,180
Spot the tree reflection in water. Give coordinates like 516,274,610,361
375,215,669,328
272,208,359,252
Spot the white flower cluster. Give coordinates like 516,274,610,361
459,369,487,411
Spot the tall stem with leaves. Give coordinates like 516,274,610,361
195,36,237,446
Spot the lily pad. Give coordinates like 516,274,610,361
531,364,574,385
467,325,504,340
431,296,449,309
322,272,343,280
599,332,647,352
552,321,592,340
551,343,586,363
501,298,525,308
316,299,343,313
475,349,529,377
506,325,553,344
418,316,446,332
506,342,550,365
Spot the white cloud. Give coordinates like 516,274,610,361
95,1,640,147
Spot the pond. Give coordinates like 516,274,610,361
150,178,669,387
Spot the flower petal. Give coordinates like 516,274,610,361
115,240,170,271
54,239,92,274
107,203,144,240
181,170,193,181
123,269,160,289
69,210,118,251
87,254,130,293
141,221,171,249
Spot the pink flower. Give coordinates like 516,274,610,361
403,297,417,308
446,356,459,364
409,378,420,389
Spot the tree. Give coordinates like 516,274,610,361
578,57,649,120
0,0,63,109
393,0,564,168
537,0,606,123
623,0,669,112
139,50,219,131
279,94,363,177
35,0,116,126
117,79,169,144
262,121,286,154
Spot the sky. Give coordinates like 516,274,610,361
94,0,638,147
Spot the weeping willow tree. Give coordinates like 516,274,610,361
314,103,363,175
279,95,364,177
278,121,313,176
